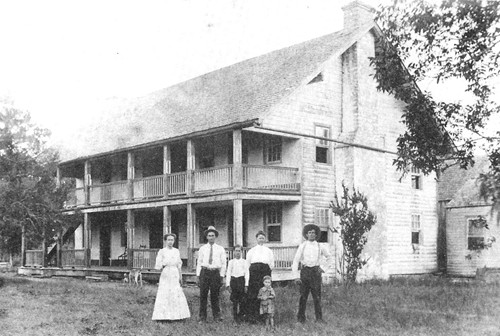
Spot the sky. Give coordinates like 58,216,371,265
0,0,497,153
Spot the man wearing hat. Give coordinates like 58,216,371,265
196,226,227,322
291,224,331,323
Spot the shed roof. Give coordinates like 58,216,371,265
61,22,376,164
438,156,491,207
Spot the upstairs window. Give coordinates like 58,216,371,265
411,214,422,245
411,166,422,190
315,207,330,243
265,204,282,242
315,125,330,164
264,136,282,164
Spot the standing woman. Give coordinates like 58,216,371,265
245,230,274,322
152,233,191,321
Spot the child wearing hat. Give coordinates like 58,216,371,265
257,275,276,331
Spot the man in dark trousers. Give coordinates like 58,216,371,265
291,224,331,323
196,226,227,322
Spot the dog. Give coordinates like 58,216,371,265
124,267,143,287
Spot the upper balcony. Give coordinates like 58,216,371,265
61,129,301,208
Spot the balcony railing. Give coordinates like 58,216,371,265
131,248,159,269
89,180,129,204
194,165,233,192
244,165,300,191
65,165,299,207
61,249,86,267
25,250,44,267
65,188,85,207
133,175,163,199
168,172,187,195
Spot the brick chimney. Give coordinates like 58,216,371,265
342,0,376,30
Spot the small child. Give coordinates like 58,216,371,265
257,275,276,331
226,245,248,322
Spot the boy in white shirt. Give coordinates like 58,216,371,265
226,245,248,322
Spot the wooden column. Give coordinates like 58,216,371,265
83,213,91,267
233,199,243,246
21,224,26,267
187,203,195,269
186,140,195,195
126,210,135,269
127,152,135,200
84,161,91,205
233,129,243,190
163,144,171,197
163,206,171,247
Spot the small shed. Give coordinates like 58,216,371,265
438,158,500,277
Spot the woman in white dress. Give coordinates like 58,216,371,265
152,233,191,321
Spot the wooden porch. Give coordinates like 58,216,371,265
24,245,299,282
65,164,300,208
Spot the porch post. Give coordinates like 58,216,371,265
127,152,135,200
187,140,195,195
187,203,195,270
233,199,243,246
232,129,243,190
163,206,171,247
163,144,171,197
21,224,26,267
84,160,91,205
127,209,135,269
83,213,91,267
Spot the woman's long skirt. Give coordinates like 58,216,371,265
152,265,191,320
246,262,271,321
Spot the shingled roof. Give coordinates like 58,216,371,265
438,157,491,207
62,22,377,164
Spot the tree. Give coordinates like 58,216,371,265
330,184,376,284
0,106,76,261
372,0,500,204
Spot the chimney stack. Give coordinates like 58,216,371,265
342,0,376,30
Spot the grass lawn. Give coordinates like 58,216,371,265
1,273,499,336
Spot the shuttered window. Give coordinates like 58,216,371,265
411,214,422,245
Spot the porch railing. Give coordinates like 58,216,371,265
133,175,163,199
243,165,300,191
25,250,44,267
188,245,298,271
168,172,187,195
65,187,85,207
89,180,129,204
61,249,86,267
131,248,159,269
194,165,233,192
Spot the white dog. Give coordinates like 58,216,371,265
124,267,143,287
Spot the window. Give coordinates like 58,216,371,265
411,214,421,245
315,207,330,243
315,126,330,164
308,72,323,84
468,218,486,250
264,136,282,164
265,204,282,242
411,166,422,190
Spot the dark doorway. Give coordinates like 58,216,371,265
100,224,111,266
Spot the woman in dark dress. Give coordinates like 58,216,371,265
245,230,274,322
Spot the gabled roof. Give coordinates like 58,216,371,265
438,156,491,207
61,22,378,164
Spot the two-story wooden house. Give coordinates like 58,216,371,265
24,1,439,281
